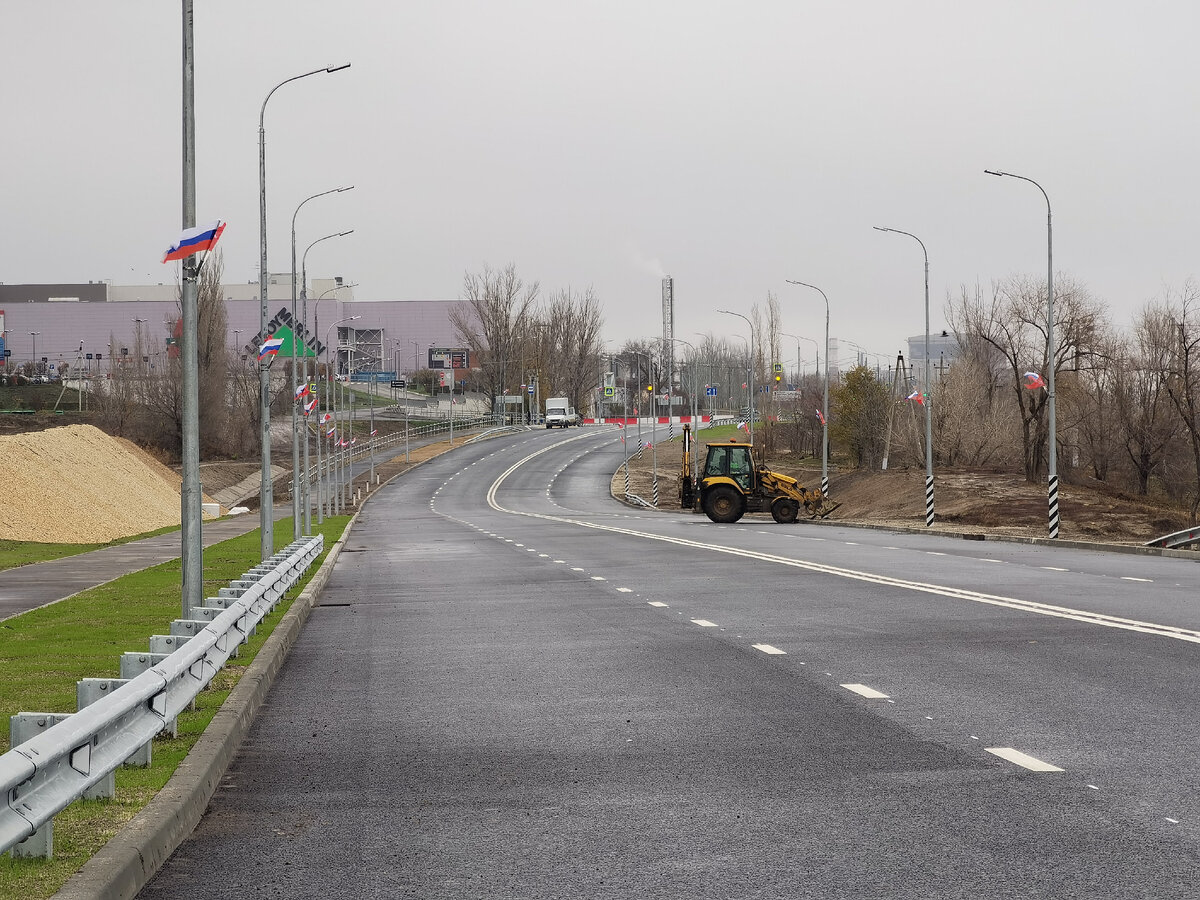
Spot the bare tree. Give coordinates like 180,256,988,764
947,275,1107,482
1157,282,1200,518
450,264,539,416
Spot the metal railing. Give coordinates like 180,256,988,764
1,535,323,858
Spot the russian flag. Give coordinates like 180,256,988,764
320,412,332,424
163,220,226,263
295,383,310,401
326,426,336,437
304,396,318,415
259,336,284,361
370,428,377,436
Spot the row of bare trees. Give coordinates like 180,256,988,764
813,275,1200,520
449,264,605,413
92,255,264,460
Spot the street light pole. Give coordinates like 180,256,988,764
718,310,754,446
986,169,1058,538
291,187,353,536
28,333,39,376
297,229,353,534
874,226,935,527
323,315,358,519
257,61,350,562
785,281,831,495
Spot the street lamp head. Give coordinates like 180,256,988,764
337,185,355,192
984,169,1007,177
326,62,352,73
338,229,354,237
873,226,895,234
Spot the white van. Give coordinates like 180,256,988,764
545,397,578,428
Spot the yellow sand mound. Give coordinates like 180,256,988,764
0,425,196,543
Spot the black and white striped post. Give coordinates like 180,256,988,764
873,227,935,527
785,281,831,500
986,169,1057,538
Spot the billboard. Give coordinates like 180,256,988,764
428,347,470,369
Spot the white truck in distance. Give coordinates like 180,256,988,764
544,397,578,428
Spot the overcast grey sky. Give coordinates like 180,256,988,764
5,1,1198,371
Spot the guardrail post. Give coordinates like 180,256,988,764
120,653,177,736
8,712,71,858
75,680,125,792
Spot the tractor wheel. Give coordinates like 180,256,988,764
771,497,800,524
703,485,746,523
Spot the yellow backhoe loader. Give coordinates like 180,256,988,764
680,427,839,523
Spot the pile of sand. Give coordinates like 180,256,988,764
0,424,205,544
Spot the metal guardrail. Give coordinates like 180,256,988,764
1145,526,1200,550
1,535,323,859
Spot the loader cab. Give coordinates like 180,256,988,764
703,442,754,492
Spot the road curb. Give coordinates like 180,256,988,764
51,521,356,900
50,435,481,899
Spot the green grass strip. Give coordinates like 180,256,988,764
0,515,349,900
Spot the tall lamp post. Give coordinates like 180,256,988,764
257,61,350,561
874,226,935,527
785,281,831,495
323,315,359,519
297,229,353,534
28,333,40,376
718,309,755,445
985,169,1058,538
290,186,353,535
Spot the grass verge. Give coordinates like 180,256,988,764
0,515,349,900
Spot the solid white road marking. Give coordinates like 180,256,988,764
648,601,669,607
985,747,1064,772
1122,576,1153,583
1041,566,1068,572
753,643,787,655
691,619,718,627
980,558,1003,563
841,683,889,699
480,435,1200,646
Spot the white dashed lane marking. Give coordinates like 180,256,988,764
1122,576,1153,583
617,587,633,593
841,683,889,699
753,643,787,655
985,747,1064,773
648,601,669,608
691,619,719,627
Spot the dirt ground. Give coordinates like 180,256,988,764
616,437,1194,546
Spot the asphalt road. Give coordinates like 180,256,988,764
139,427,1200,899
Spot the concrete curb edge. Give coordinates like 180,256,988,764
50,435,479,899
50,520,357,900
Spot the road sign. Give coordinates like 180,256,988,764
773,362,783,374
391,379,406,389
527,384,534,395
604,386,614,397
706,386,717,397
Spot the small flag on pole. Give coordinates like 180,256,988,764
815,408,826,426
294,383,310,401
320,412,332,423
258,336,284,361
304,396,318,415
326,426,336,437
1023,371,1047,390
370,428,377,436
163,220,226,263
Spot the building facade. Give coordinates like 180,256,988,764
0,282,470,378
